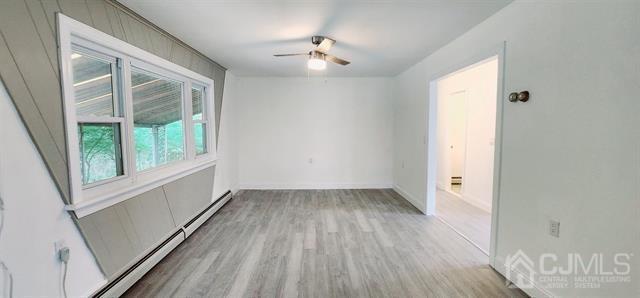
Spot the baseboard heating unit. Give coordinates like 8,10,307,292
92,190,233,297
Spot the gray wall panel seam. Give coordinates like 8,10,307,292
0,30,69,182
161,185,178,227
24,0,59,80
39,0,57,36
85,0,96,26
0,30,70,201
70,216,108,276
117,206,140,253
103,3,116,35
115,9,129,42
87,215,113,274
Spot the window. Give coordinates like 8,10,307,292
191,85,208,155
131,68,185,171
77,123,124,185
71,48,126,186
59,14,216,215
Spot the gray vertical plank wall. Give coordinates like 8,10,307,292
75,164,216,277
163,166,216,225
0,0,227,280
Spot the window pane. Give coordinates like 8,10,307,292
131,69,184,171
192,86,204,120
78,123,123,185
72,51,117,117
194,123,207,155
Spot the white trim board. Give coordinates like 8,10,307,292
238,183,393,190
457,193,492,213
424,42,506,268
393,184,427,214
436,186,492,213
66,161,216,218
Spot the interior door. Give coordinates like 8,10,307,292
448,91,467,184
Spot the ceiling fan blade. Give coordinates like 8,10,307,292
325,54,350,66
315,38,335,53
273,53,309,57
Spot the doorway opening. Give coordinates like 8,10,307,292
432,56,499,255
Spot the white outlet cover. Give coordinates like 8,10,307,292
549,220,560,238
54,240,66,253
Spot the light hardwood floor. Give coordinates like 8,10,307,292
436,189,492,253
124,189,525,297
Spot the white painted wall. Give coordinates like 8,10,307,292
393,1,640,296
213,72,239,197
436,58,498,212
0,82,106,297
235,77,393,189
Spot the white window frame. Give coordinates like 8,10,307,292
72,45,129,188
58,14,216,218
191,83,210,156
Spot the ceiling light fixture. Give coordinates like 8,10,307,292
307,51,327,70
275,36,350,70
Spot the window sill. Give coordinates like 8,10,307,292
65,158,217,218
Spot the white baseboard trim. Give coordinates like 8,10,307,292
392,184,426,214
493,257,555,298
81,279,108,298
97,231,185,297
459,193,492,213
238,183,393,190
436,187,492,213
183,192,233,237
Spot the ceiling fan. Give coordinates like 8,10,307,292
274,36,350,70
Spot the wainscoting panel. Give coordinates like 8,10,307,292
163,165,216,225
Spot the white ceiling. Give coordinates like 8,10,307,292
120,0,512,77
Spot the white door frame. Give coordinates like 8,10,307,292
425,42,506,267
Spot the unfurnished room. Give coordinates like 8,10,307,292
0,0,638,297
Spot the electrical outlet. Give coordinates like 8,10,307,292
549,220,560,238
308,158,313,164
59,246,70,263
54,240,66,253
55,240,70,262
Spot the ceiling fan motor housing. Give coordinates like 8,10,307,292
311,36,326,45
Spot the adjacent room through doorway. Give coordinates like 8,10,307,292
434,56,499,254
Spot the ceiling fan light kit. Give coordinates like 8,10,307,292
307,51,327,70
274,36,350,71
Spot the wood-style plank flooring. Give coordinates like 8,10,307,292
124,189,524,297
436,189,492,253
